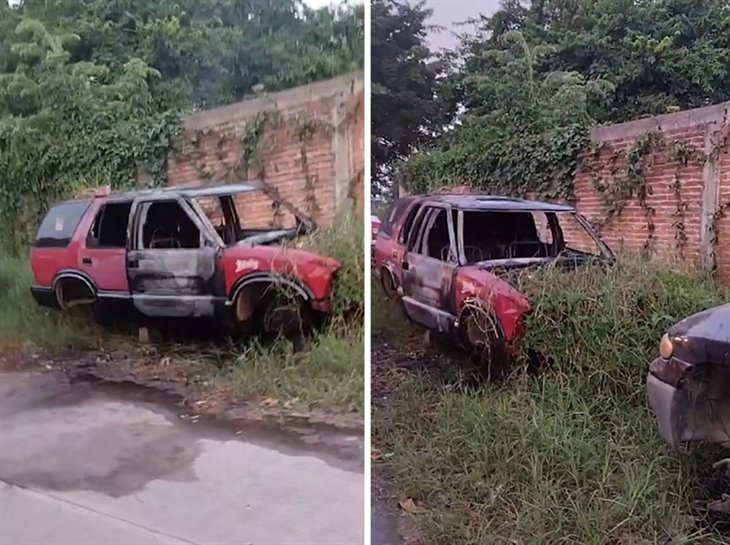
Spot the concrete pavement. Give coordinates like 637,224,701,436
0,370,364,545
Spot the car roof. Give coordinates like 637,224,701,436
420,194,575,212
58,182,264,204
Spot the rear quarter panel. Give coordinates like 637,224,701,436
31,201,99,287
375,200,418,286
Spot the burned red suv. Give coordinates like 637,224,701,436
374,193,613,354
30,183,339,334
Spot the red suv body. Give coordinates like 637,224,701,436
373,193,613,352
30,183,339,330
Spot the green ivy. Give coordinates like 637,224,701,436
400,123,589,201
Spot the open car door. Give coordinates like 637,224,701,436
126,195,223,318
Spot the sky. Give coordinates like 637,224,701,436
304,0,363,7
425,0,501,51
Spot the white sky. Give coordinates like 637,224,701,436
426,0,501,51
305,0,363,7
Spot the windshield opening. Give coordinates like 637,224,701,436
194,190,307,246
460,209,604,264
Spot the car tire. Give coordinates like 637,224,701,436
460,306,508,381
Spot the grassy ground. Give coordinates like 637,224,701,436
372,259,729,545
0,215,364,415
0,255,93,350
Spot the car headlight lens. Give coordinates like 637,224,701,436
659,333,673,359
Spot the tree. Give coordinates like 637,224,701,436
0,0,364,250
460,0,730,123
370,0,455,196
16,0,364,108
398,0,730,196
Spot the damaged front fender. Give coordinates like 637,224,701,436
648,363,730,451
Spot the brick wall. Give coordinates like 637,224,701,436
572,102,730,282
166,73,364,229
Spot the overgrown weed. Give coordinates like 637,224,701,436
215,331,364,412
373,255,729,545
0,254,94,351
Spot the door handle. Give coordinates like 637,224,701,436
81,257,92,266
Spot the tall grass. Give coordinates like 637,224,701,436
0,254,92,351
217,215,365,411
374,258,729,545
216,332,364,412
298,213,365,328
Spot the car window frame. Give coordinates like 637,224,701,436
409,204,458,264
86,199,133,249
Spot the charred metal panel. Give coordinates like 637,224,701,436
401,204,458,332
126,194,223,318
127,247,220,317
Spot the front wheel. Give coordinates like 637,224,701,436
460,307,508,381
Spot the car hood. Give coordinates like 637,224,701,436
669,303,730,366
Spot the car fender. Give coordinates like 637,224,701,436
52,269,97,297
227,271,314,304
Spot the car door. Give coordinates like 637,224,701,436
401,204,458,333
126,195,222,318
82,199,133,294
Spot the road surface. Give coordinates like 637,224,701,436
0,370,364,545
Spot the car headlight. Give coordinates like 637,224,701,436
659,333,673,359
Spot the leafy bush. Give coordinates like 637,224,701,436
513,258,726,397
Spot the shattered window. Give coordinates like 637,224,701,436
461,210,554,262
422,209,454,261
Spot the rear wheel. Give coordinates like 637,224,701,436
53,277,95,310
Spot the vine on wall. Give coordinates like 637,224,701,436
183,102,359,228
587,122,729,272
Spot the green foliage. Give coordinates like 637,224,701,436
217,332,364,412
0,18,181,250
16,0,364,108
390,0,730,199
370,0,456,196
298,214,364,329
0,253,93,350
0,1,363,251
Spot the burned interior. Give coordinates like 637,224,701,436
140,200,201,249
191,185,314,247
409,204,608,266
